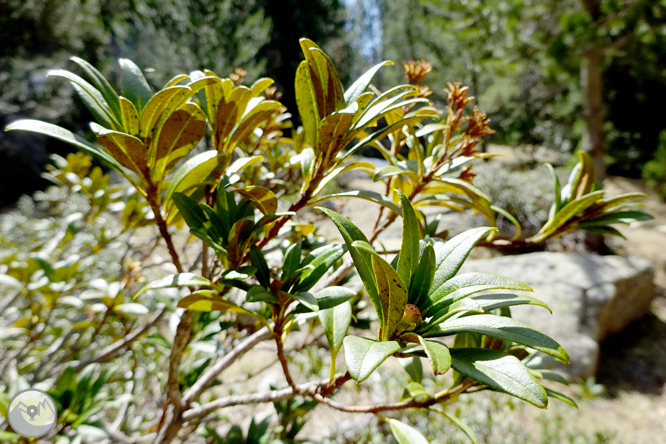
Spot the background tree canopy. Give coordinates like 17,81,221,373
1,0,665,205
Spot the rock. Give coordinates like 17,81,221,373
460,252,655,380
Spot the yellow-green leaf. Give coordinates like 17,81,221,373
155,102,206,161
119,96,139,136
250,77,274,97
91,123,147,175
372,254,408,341
295,60,319,149
139,86,191,139
177,291,252,314
231,186,278,215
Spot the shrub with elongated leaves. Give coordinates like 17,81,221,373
1,39,648,443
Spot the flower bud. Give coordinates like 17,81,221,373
401,304,422,325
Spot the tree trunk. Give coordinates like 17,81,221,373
581,44,607,184
579,0,606,184
580,43,607,252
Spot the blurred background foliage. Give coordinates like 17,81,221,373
1,0,665,206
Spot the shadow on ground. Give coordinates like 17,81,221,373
597,293,666,396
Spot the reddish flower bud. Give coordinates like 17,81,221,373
401,304,422,325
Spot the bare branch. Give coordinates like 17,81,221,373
182,326,272,405
312,380,475,413
316,259,355,290
182,372,352,421
75,307,167,371
0,289,21,317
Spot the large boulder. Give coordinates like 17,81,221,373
460,252,655,380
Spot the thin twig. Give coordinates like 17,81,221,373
75,307,167,371
312,380,475,413
181,372,352,421
183,326,272,405
0,289,21,317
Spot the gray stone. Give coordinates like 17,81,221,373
460,252,655,379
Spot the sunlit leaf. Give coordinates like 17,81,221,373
388,418,429,444
343,335,402,382
424,315,568,362
120,58,153,111
231,186,278,215
319,300,352,355
450,348,548,408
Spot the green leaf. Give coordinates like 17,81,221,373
319,110,355,161
425,273,533,318
250,77,274,97
289,291,319,311
135,273,212,296
344,60,393,104
546,163,562,215
177,291,253,315
295,61,319,149
432,293,547,323
247,285,277,304
119,58,153,111
309,190,402,214
319,300,352,355
579,210,653,226
232,186,278,215
470,293,551,313
91,123,147,174
410,243,436,308
424,315,568,362
139,86,191,139
437,410,479,444
119,96,140,135
403,381,430,401
343,336,402,382
429,227,496,300
491,205,522,240
400,356,423,383
396,191,420,289
371,253,408,341
250,246,270,288
530,190,605,242
70,56,121,123
344,114,431,159
388,419,429,444
317,207,381,327
48,69,118,129
310,48,346,114
300,147,315,191
154,102,206,165
313,286,357,310
172,192,208,231
450,348,548,408
373,165,409,182
165,151,219,207
227,155,263,176
545,388,578,407
530,369,569,386
582,225,625,237
282,240,303,281
419,337,451,376
352,240,409,341
5,120,134,185
313,161,375,197
294,244,346,292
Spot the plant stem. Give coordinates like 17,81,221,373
329,350,337,382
